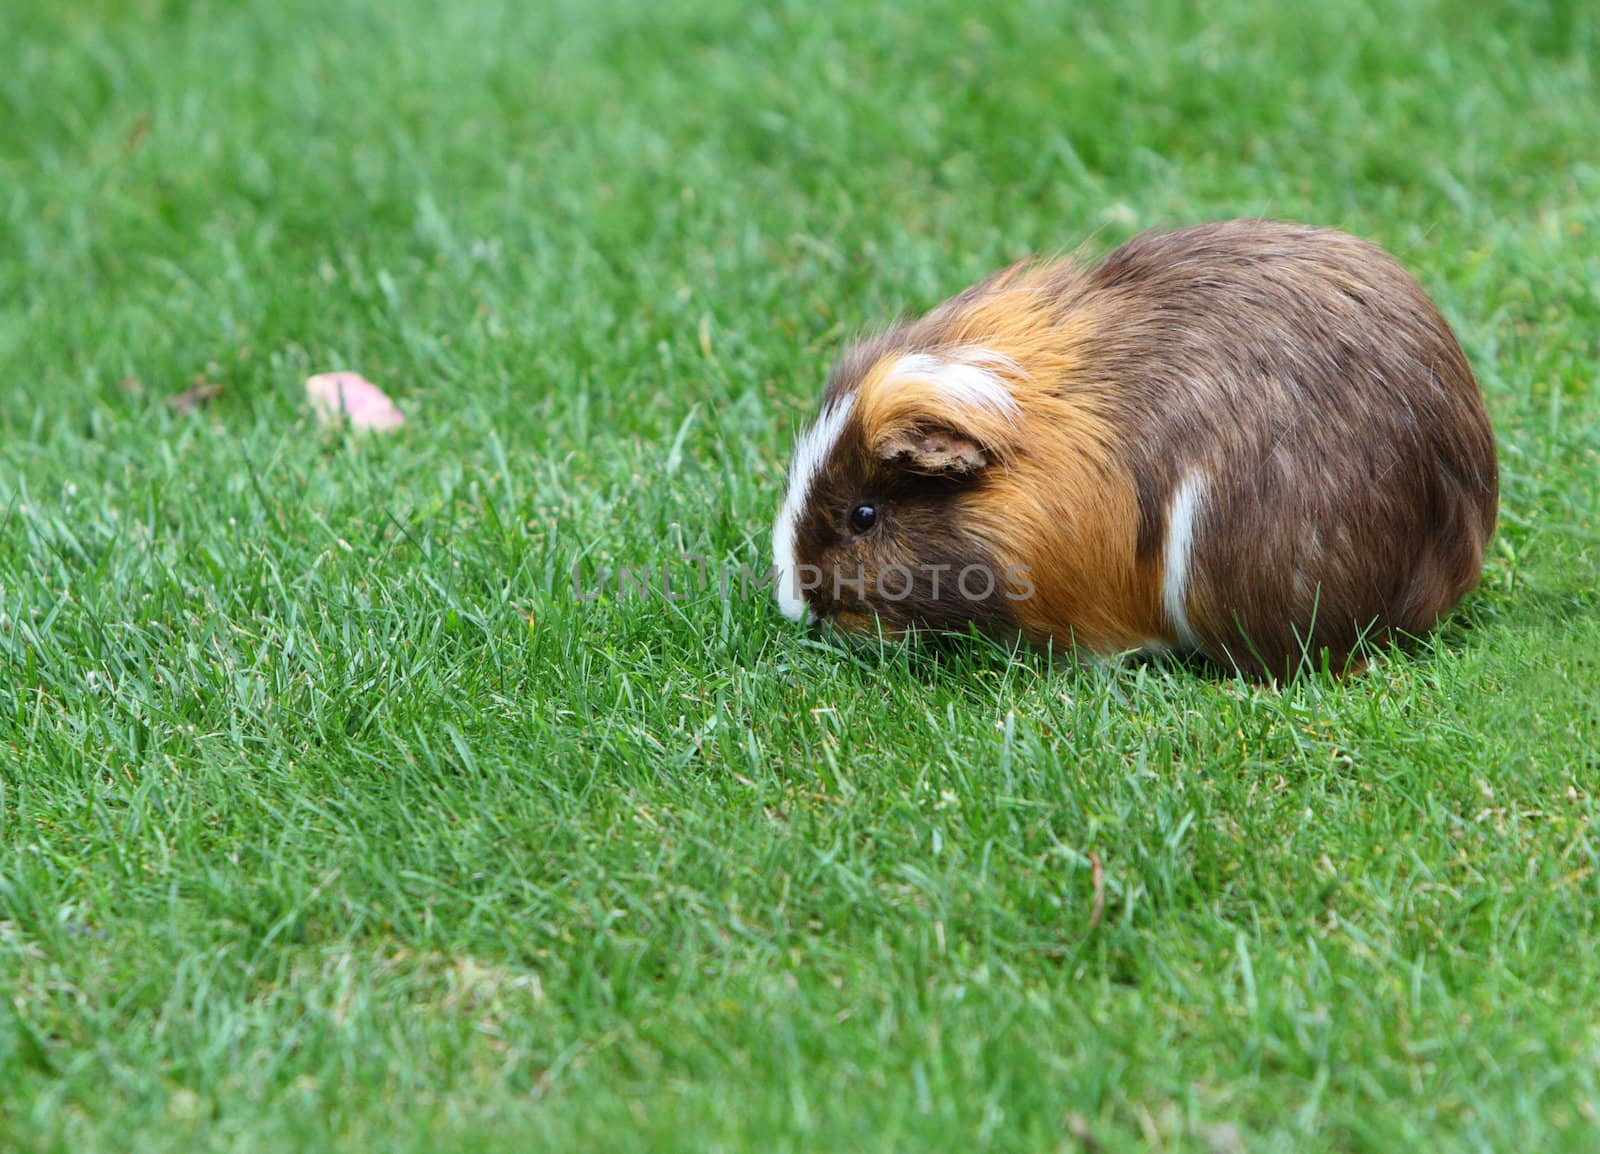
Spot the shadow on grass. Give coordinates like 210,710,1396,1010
779,595,1545,699
787,619,1226,697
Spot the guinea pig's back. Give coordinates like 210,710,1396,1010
1081,219,1498,676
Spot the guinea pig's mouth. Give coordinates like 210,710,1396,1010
808,606,918,647
770,556,913,640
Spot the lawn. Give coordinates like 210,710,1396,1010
2,0,1599,1150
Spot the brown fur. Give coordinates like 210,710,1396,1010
777,219,1499,677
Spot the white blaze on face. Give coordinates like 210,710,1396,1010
1162,470,1206,649
772,393,856,622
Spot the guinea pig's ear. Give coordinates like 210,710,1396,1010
876,426,990,476
858,348,1024,477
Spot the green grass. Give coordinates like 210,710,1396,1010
2,0,1599,1149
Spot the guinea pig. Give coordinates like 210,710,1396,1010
770,218,1498,678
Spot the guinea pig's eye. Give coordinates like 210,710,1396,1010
849,504,878,533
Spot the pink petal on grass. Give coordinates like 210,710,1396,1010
305,371,406,432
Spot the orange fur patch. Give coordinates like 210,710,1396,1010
852,267,1172,651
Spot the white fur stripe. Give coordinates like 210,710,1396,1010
772,393,856,622
1162,471,1205,649
885,346,1021,418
